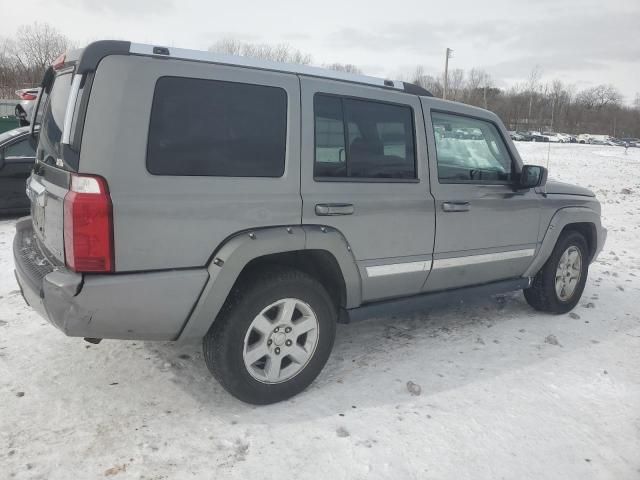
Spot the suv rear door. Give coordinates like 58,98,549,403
421,98,541,292
28,68,77,262
300,78,435,302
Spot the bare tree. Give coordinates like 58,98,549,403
411,66,443,97
324,63,362,74
13,23,71,78
576,84,623,110
447,68,465,102
209,39,311,65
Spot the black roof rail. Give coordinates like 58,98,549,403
402,82,433,96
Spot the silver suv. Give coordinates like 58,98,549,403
14,41,606,404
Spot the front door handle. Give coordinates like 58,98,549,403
315,203,354,216
442,201,470,212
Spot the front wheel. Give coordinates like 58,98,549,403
203,267,337,404
524,231,589,313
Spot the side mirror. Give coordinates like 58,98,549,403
518,164,547,189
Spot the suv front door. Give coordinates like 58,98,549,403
421,99,541,292
300,78,435,302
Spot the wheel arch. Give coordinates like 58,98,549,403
524,206,603,278
177,225,362,341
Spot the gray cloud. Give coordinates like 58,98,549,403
60,0,174,15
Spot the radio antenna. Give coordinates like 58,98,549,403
544,97,555,194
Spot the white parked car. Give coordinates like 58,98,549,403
542,132,562,143
14,87,41,126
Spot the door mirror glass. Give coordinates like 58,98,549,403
519,164,547,188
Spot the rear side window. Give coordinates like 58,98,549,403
147,77,287,177
39,72,72,166
314,94,416,180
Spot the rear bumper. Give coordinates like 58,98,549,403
13,217,209,340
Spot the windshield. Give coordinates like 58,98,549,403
38,72,73,169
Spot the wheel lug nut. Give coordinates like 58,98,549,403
267,339,272,346
286,340,292,346
275,347,280,355
285,327,292,333
274,327,279,333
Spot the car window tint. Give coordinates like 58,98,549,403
147,77,287,177
5,137,35,158
314,94,416,180
39,72,72,167
431,112,513,183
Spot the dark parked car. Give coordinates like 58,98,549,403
620,138,639,147
0,126,36,214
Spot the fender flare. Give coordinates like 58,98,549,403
524,206,604,278
177,225,362,341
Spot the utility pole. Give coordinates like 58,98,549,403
443,48,453,100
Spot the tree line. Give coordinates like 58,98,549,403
409,65,639,138
1,23,638,138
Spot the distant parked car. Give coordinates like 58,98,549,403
577,134,609,145
606,138,626,147
528,131,549,142
0,126,37,214
14,88,41,126
620,138,639,147
509,131,525,141
542,132,562,143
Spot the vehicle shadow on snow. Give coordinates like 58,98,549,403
146,290,584,418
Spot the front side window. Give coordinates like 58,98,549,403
431,112,513,184
5,137,36,158
314,94,416,180
147,76,287,177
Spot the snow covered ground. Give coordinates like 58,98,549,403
1,143,639,479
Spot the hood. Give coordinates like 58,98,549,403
544,179,595,197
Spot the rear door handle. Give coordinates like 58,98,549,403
315,203,354,216
442,201,470,212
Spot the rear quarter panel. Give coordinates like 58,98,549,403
81,55,302,271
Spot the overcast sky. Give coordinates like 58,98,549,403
3,0,639,103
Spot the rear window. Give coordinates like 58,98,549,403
147,76,287,177
39,72,73,167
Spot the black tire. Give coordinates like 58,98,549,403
203,266,337,404
524,231,589,314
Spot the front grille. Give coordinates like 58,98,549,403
14,225,56,286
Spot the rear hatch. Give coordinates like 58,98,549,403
28,56,83,264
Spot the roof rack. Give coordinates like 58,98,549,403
129,43,433,96
72,41,433,96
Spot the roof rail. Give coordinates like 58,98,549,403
71,41,434,97
128,43,433,96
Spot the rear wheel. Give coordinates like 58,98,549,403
524,231,589,313
203,267,337,404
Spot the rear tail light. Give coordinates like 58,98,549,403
16,90,38,100
63,174,114,273
52,53,66,71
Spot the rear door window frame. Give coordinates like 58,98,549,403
313,92,418,183
145,75,288,178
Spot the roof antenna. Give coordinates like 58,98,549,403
544,97,555,195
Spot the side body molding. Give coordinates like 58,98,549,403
524,206,605,278
177,225,362,341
